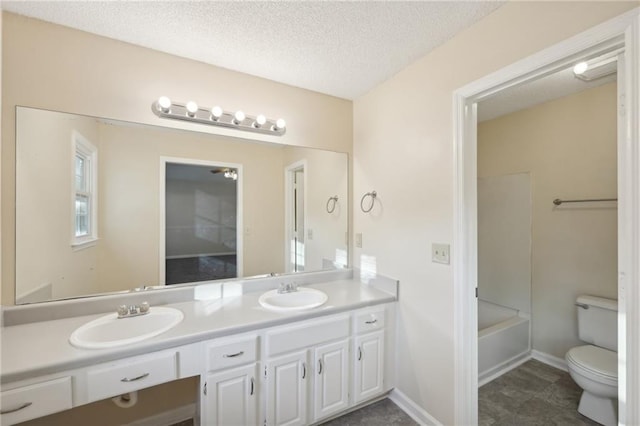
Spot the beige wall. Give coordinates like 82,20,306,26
353,2,635,423
1,12,353,304
16,109,102,301
283,146,349,271
477,173,532,315
478,83,618,359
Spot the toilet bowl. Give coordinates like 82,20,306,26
565,296,618,426
566,345,617,426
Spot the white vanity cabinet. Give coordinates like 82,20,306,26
313,339,350,421
352,308,386,403
265,350,308,426
264,314,351,425
201,334,259,426
0,376,72,425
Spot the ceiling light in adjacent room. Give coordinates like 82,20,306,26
573,62,589,75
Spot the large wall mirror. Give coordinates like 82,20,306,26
15,106,348,304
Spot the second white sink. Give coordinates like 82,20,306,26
259,287,328,312
69,307,184,349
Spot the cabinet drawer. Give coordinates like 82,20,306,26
0,377,72,426
206,335,258,372
354,308,385,334
86,351,177,402
266,314,350,357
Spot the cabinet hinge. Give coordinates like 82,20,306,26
264,365,268,379
203,382,207,396
475,287,478,298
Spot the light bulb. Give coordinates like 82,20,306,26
233,110,246,125
253,114,267,128
273,118,286,131
186,101,199,117
573,62,588,75
211,106,223,121
158,96,171,113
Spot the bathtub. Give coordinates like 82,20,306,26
478,299,530,385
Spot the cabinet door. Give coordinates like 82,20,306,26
266,351,308,426
353,331,384,403
313,339,349,422
204,363,258,426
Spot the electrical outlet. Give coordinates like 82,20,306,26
432,243,450,264
355,233,363,248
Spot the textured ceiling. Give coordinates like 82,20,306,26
2,1,504,100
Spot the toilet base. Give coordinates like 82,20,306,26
578,390,617,426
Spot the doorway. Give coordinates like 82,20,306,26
285,160,307,273
452,11,639,426
159,157,243,285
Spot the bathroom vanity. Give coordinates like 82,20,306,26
0,270,397,425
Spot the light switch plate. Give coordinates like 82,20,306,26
432,243,450,264
355,233,363,248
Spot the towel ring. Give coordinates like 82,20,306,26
360,191,377,213
326,196,338,213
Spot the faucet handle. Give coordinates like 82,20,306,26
117,305,128,317
139,302,150,313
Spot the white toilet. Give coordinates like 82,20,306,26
566,295,618,426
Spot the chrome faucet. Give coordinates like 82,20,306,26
277,282,298,294
117,301,150,318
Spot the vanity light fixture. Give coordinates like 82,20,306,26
152,97,286,136
254,114,267,128
158,96,172,113
185,101,199,117
211,106,223,121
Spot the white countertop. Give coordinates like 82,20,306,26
1,279,395,384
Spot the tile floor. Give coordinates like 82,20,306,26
479,359,601,426
321,398,418,426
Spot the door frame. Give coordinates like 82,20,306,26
452,8,640,425
284,159,308,273
284,160,308,273
159,156,244,284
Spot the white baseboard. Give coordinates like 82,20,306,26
388,388,442,426
478,351,531,387
531,349,568,372
124,403,196,426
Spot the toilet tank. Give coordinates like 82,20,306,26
577,295,618,351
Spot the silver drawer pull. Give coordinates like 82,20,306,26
223,351,245,358
1,402,33,414
250,378,255,396
358,346,362,361
575,303,590,310
121,373,149,382
365,319,377,324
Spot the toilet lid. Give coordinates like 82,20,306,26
566,345,617,383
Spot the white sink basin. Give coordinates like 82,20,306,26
69,307,184,349
259,287,328,311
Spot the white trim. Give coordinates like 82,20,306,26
71,130,98,247
124,403,196,426
478,352,531,387
159,156,244,284
284,159,308,273
388,388,442,426
531,350,569,372
453,8,640,426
